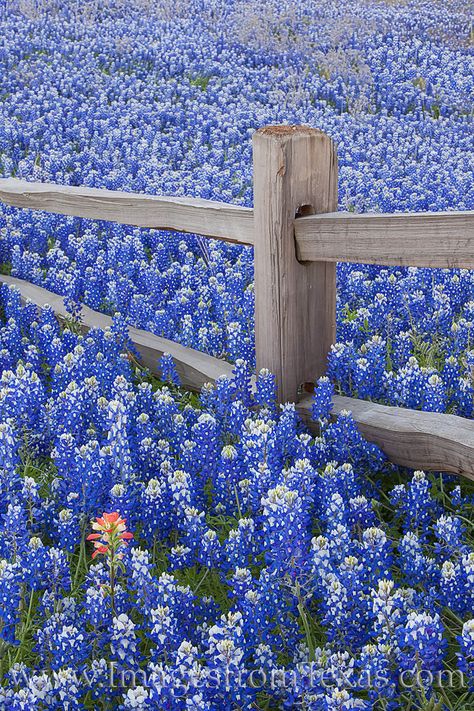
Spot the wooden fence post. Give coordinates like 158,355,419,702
252,125,338,403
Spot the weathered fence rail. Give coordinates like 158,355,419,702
295,210,474,268
0,179,254,245
1,124,474,479
0,274,233,390
300,396,474,480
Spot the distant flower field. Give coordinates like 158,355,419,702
0,1,472,709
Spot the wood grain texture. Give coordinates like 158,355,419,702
252,125,338,403
0,178,254,245
295,210,474,268
297,394,474,480
0,275,234,390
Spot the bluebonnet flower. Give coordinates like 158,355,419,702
42,547,72,596
359,527,393,581
312,376,334,423
52,667,83,709
127,547,154,599
398,610,447,674
149,604,182,660
84,584,112,629
0,503,29,559
358,643,397,706
206,611,254,707
110,613,139,666
198,529,222,568
36,615,88,672
457,619,474,688
121,686,150,710
159,353,181,387
348,496,376,531
398,531,439,589
261,484,308,570
55,509,80,553
139,477,168,542
224,518,259,571
254,368,277,412
390,471,435,537
0,559,21,643
0,420,21,514
371,579,404,643
168,544,193,571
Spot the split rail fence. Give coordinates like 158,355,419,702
0,125,474,479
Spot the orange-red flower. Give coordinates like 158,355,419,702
86,512,134,616
87,512,133,560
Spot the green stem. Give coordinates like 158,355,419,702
233,485,242,519
442,607,465,627
109,552,116,617
13,588,35,664
193,567,210,595
73,526,87,589
296,582,315,662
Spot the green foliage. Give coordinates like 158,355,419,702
0,262,12,276
189,74,212,91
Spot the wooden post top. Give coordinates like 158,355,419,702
254,124,325,138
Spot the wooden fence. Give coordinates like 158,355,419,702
0,125,473,479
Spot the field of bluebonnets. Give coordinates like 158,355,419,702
0,0,473,709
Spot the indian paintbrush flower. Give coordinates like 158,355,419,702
87,512,133,560
87,512,133,614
